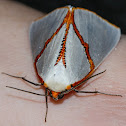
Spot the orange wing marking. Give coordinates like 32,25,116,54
54,10,72,68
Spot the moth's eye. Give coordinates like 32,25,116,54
58,94,64,99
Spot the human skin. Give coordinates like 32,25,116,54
0,1,126,126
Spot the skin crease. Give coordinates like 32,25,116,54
0,1,126,126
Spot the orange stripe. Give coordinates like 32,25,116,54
72,7,95,70
34,9,69,83
66,7,95,89
54,10,71,67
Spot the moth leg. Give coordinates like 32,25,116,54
74,89,122,97
6,86,48,96
2,72,42,86
45,88,48,122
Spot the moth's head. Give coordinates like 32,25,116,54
49,90,64,100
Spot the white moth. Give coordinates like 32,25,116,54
30,5,121,100
4,5,121,122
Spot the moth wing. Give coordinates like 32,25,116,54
65,24,91,84
74,8,121,68
30,7,68,60
29,7,121,92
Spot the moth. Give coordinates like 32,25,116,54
3,5,121,122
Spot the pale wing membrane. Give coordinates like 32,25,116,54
30,8,68,60
37,24,68,92
37,24,66,77
74,9,121,68
65,24,90,84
